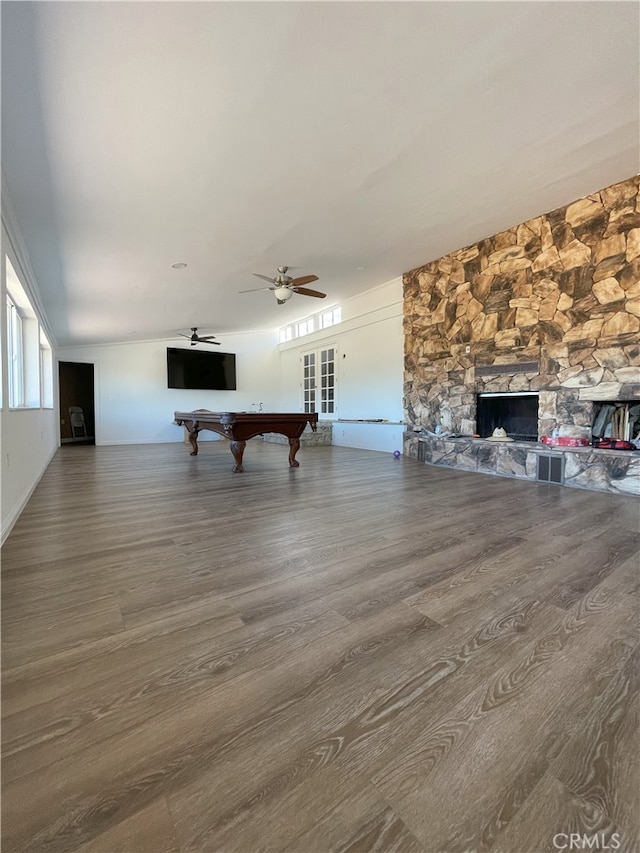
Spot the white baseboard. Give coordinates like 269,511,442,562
1,445,58,545
98,436,221,445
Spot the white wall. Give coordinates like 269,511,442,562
1,202,59,543
57,331,281,445
1,408,59,540
279,277,404,451
331,421,405,453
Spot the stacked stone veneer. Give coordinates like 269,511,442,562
404,176,640,440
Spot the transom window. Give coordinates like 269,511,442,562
280,306,341,343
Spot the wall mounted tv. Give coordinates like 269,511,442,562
167,347,237,391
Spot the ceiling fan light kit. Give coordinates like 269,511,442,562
274,286,293,302
240,265,326,303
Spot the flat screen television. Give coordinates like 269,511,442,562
167,347,237,391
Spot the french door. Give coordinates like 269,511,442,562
302,345,336,415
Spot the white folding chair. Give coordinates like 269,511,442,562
69,406,89,441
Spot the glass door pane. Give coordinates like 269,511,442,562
320,348,335,414
303,352,316,413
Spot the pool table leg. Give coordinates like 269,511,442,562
288,437,301,467
230,440,246,472
187,428,199,456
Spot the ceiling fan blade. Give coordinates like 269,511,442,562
239,286,274,293
199,339,221,345
198,335,217,340
291,274,319,287
293,287,326,299
252,273,276,283
177,333,191,339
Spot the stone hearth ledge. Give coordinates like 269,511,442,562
404,433,640,496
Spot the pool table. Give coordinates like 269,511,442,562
173,410,318,472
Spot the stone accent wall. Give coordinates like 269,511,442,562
404,176,640,439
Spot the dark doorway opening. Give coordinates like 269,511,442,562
476,393,539,441
59,362,95,445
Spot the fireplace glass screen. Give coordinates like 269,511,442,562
476,393,539,441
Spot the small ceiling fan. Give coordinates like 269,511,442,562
178,327,221,346
240,265,326,304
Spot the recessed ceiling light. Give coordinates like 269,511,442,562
356,266,366,271
171,262,187,269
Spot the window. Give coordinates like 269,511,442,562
5,256,42,408
280,305,341,343
40,329,53,408
318,307,341,329
296,318,315,337
302,345,336,416
6,293,23,407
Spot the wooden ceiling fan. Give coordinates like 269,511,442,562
240,266,326,304
178,327,221,346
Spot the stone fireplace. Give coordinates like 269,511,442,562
402,174,640,494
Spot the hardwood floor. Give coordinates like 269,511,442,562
1,440,638,853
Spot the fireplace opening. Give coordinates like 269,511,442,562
476,393,539,442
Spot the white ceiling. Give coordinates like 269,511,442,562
2,1,638,347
